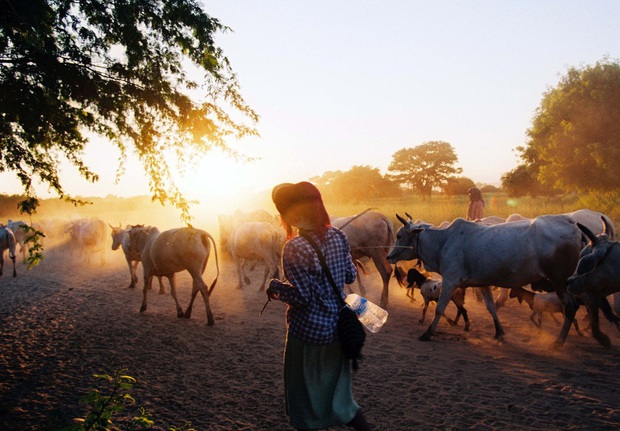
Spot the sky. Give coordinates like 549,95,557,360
3,0,620,204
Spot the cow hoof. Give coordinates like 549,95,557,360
177,311,184,318
207,318,215,326
244,277,251,285
158,289,165,295
594,333,611,348
551,339,565,350
464,325,470,332
419,332,431,341
140,305,147,312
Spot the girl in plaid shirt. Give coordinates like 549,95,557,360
267,181,374,431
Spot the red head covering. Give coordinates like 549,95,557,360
272,181,330,239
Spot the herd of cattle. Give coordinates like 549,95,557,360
1,208,620,348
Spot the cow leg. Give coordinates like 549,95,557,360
11,255,16,277
553,292,579,348
459,305,470,331
234,256,246,289
479,286,505,341
530,311,541,328
550,313,563,325
420,283,456,341
258,266,269,292
586,302,610,347
157,276,166,294
600,296,620,331
127,259,138,288
140,275,153,312
570,314,584,336
495,288,509,310
167,275,184,318
419,301,429,324
184,275,214,325
370,256,392,309
355,272,367,297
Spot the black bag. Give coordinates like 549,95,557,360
300,231,366,370
336,304,366,370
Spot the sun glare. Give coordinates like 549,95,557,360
176,152,263,205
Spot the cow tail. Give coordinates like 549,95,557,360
203,233,220,295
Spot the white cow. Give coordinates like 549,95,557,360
496,209,617,309
65,218,107,265
229,221,284,291
218,209,276,256
0,225,17,277
331,210,394,308
388,214,585,347
7,219,28,262
128,226,219,325
110,224,164,292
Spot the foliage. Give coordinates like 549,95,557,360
22,223,45,268
66,368,154,431
387,141,462,199
519,57,620,193
66,368,195,431
0,0,258,222
441,176,476,196
501,164,559,197
311,165,401,203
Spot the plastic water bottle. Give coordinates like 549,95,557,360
344,293,389,333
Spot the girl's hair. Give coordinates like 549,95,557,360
467,187,484,204
272,181,330,239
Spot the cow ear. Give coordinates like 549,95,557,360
575,253,599,275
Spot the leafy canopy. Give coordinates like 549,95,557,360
0,0,258,220
520,58,620,193
388,141,462,199
311,165,401,203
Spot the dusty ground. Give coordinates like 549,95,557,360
1,243,619,431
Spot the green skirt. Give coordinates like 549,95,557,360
284,333,360,430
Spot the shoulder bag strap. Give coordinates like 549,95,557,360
299,230,346,307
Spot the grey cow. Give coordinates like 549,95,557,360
387,214,586,347
567,219,620,347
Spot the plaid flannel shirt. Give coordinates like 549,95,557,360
268,226,357,345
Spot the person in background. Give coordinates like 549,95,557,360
266,181,374,431
466,187,485,221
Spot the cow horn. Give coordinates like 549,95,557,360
405,212,413,221
396,214,408,226
577,223,597,243
602,216,611,236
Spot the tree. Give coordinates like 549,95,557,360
501,164,558,197
311,165,400,203
442,176,475,196
388,141,462,199
519,58,620,194
0,0,258,219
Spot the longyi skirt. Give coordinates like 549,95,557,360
284,333,360,430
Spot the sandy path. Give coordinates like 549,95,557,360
1,246,619,430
